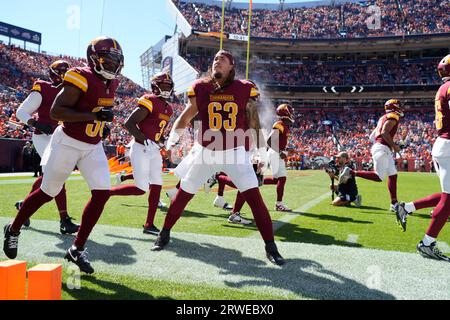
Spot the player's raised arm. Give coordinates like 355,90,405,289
166,96,198,150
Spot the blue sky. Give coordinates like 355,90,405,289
0,0,316,86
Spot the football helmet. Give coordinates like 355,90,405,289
276,104,295,124
438,54,450,81
151,72,174,99
87,36,124,80
49,60,70,86
384,99,404,117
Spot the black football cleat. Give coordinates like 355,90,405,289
3,224,20,259
65,246,95,274
265,242,285,266
60,216,80,235
395,202,409,232
15,201,30,227
417,241,450,262
143,224,160,236
151,229,170,251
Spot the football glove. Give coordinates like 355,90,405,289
95,108,114,122
31,120,53,135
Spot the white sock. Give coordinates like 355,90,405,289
422,234,436,246
277,201,283,205
404,202,416,214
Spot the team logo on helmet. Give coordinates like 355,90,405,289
384,99,404,117
151,72,174,99
49,60,70,86
438,54,450,81
87,36,124,80
276,104,295,124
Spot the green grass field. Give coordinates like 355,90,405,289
0,170,449,300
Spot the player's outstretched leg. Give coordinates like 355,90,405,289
14,176,43,228
65,190,110,274
395,193,442,232
388,174,398,209
241,188,285,266
4,188,53,258
416,193,450,262
152,188,194,251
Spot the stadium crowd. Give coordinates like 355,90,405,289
173,0,450,39
0,42,438,170
185,53,441,86
287,110,435,170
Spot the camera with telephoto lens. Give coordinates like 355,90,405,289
325,158,340,176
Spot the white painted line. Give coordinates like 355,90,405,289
249,191,330,238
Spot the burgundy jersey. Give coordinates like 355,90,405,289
272,120,290,151
187,79,259,150
62,66,118,144
135,94,173,144
435,81,450,139
374,112,400,146
30,80,61,134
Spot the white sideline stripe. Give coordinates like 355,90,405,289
249,191,330,238
347,234,359,244
1,217,449,300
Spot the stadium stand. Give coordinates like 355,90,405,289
2,0,449,172
173,0,450,39
0,39,436,170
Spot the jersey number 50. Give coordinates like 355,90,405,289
208,102,238,131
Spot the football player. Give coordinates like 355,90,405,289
151,50,285,265
264,103,295,212
15,60,79,234
108,72,174,235
393,54,450,261
3,36,124,274
339,99,404,211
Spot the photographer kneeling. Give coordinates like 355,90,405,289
326,152,362,207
